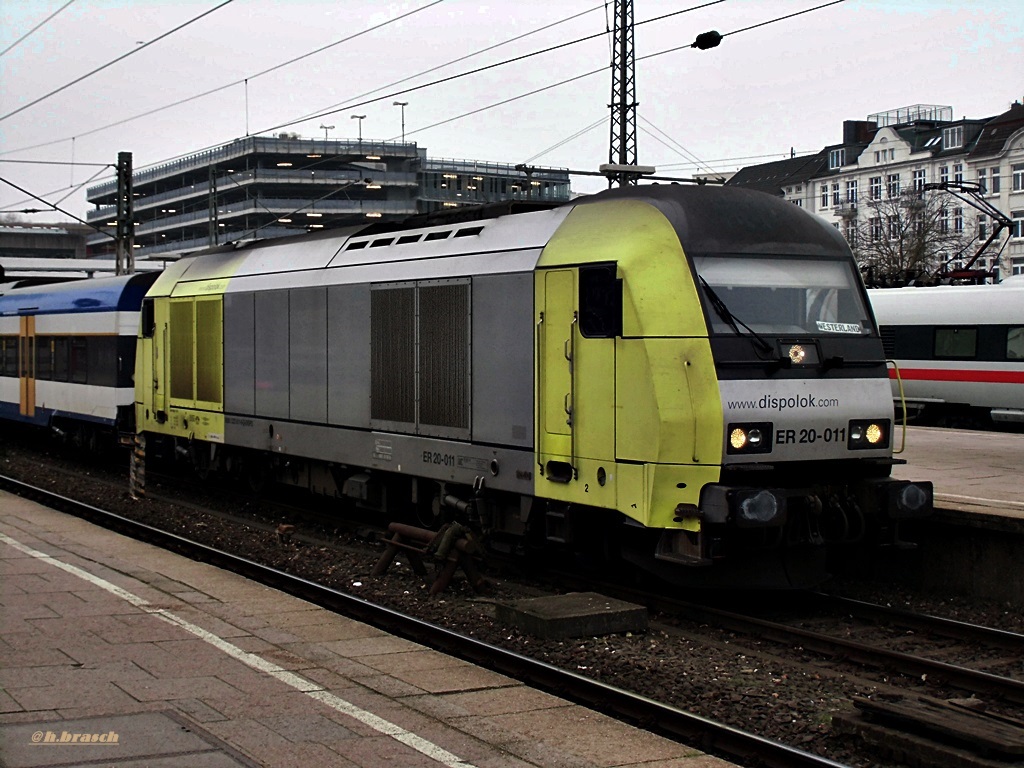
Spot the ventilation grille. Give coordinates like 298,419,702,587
419,283,469,429
371,287,415,423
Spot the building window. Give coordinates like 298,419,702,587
820,183,829,209
791,198,803,207
978,214,988,241
832,183,841,206
1012,211,1024,239
846,179,858,204
940,207,949,234
829,148,845,169
939,166,949,184
874,151,881,163
953,163,963,182
913,169,926,191
888,216,900,240
870,217,882,241
889,148,896,160
887,173,900,198
1013,163,1024,192
978,168,987,193
991,167,1001,193
870,176,882,200
845,220,857,246
954,207,964,233
942,125,963,149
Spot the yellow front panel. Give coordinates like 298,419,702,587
533,197,723,530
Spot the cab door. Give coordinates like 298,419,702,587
536,265,617,483
18,315,35,417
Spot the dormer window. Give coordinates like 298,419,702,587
829,148,845,169
943,125,963,149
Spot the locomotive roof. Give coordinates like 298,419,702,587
154,184,853,297
578,184,851,258
0,272,157,316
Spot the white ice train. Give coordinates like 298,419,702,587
868,278,1024,427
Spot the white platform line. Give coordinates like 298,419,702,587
0,531,479,768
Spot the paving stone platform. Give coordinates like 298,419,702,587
0,490,732,768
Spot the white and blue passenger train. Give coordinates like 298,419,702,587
0,273,157,448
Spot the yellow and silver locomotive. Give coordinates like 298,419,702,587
135,185,932,587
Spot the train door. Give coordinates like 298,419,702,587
536,267,616,483
18,315,35,417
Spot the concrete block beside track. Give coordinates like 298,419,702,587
495,592,648,639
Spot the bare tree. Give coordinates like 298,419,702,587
852,189,975,287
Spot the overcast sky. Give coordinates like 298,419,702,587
1,0,1021,223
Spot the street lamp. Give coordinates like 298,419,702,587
393,101,408,143
320,123,334,139
351,114,365,148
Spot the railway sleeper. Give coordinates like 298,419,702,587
834,694,1024,766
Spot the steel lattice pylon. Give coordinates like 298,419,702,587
608,0,637,186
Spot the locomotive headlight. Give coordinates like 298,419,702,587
788,344,806,364
726,423,773,454
848,419,890,450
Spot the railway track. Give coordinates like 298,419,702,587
0,473,844,768
4,442,1024,767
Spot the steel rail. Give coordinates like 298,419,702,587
812,593,1024,652
659,601,1024,706
0,473,847,768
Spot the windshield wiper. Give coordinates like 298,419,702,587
698,276,774,354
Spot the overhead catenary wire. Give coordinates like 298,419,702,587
0,0,564,157
399,1,846,143
3,0,847,215
638,116,718,177
521,116,607,165
259,0,728,136
0,0,76,59
0,0,237,123
0,175,114,238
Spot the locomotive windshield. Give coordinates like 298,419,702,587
693,254,872,337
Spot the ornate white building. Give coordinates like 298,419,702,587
729,102,1024,280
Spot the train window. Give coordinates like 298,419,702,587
425,231,451,241
141,299,156,339
579,264,622,338
396,235,421,245
70,338,87,383
370,238,394,248
694,255,869,336
0,337,14,377
53,337,70,382
934,328,976,359
35,336,53,380
88,336,118,388
1008,327,1024,360
345,241,368,250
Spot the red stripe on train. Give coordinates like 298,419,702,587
888,368,1024,384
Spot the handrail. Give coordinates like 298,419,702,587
887,359,908,454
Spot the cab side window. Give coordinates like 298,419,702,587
579,264,622,338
